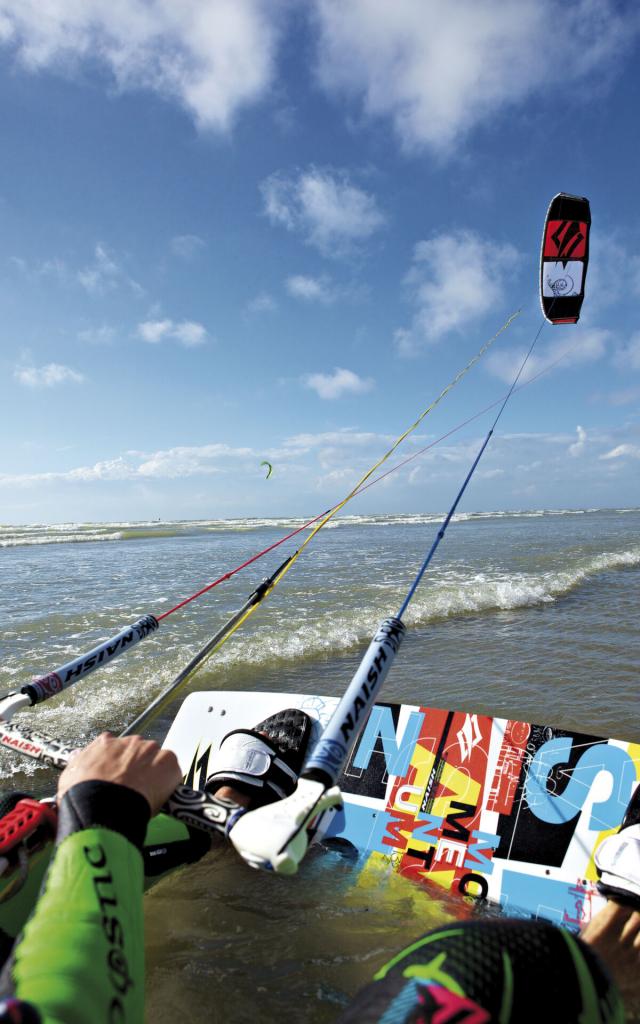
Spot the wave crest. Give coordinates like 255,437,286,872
2,508,638,547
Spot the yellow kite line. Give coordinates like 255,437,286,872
170,309,521,688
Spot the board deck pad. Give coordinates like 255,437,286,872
164,692,640,932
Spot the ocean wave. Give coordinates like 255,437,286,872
192,544,640,673
1,538,637,775
404,547,640,626
2,508,638,548
0,531,124,547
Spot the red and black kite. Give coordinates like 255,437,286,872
540,193,590,325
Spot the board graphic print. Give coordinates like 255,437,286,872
164,692,640,932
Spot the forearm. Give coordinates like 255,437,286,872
0,782,149,1024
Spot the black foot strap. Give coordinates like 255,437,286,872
206,708,312,808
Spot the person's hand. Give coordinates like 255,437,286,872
57,733,182,816
582,901,640,1001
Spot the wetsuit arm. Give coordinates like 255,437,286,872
0,781,150,1024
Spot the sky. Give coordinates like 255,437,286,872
1,0,639,525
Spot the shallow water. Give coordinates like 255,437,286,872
1,509,639,1020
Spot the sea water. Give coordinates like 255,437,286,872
1,509,639,1021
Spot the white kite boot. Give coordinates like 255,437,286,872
595,786,640,909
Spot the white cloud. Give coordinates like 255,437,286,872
77,244,119,293
600,444,640,461
137,443,253,478
614,332,640,372
486,328,611,385
170,234,206,260
0,0,283,132
303,367,375,400
568,425,587,457
286,274,335,303
172,321,207,346
9,245,142,294
0,458,132,487
261,166,385,255
36,258,68,282
579,235,640,322
2,423,637,511
14,363,84,388
136,318,207,346
0,442,255,487
9,254,69,282
277,427,395,485
602,387,640,407
78,324,115,344
313,0,634,154
246,291,277,314
137,319,173,343
280,429,391,457
395,231,518,354
67,458,135,481
78,243,142,295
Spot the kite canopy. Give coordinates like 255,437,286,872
540,193,590,325
261,461,273,479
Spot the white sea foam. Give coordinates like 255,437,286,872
174,544,640,674
0,532,124,547
3,508,637,547
406,547,640,624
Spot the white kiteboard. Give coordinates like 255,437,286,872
164,691,640,932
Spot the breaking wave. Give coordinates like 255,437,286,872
194,544,640,673
2,535,638,779
1,508,637,548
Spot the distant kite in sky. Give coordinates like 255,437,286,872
540,192,590,325
260,461,273,479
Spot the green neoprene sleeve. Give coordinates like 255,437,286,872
10,828,145,1024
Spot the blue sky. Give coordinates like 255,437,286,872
1,0,639,524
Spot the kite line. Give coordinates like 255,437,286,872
0,309,520,726
230,314,553,874
127,308,522,716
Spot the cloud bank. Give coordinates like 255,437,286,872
0,0,634,152
313,0,634,153
0,0,282,131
